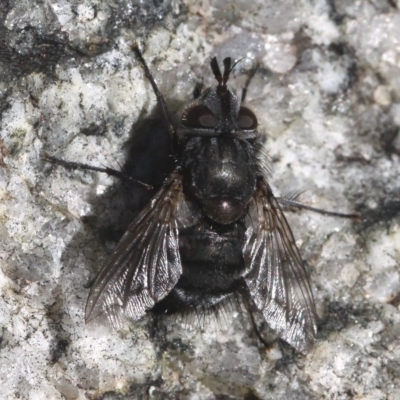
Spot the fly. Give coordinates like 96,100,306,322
45,45,358,353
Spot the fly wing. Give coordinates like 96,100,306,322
85,173,191,329
243,178,317,353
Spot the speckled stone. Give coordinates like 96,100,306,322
1,0,400,399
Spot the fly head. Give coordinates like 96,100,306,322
180,57,258,139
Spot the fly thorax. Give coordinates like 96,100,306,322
182,137,257,224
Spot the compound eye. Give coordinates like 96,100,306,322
238,106,258,130
181,104,215,128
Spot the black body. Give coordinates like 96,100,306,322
152,219,247,314
84,50,318,353
154,71,259,314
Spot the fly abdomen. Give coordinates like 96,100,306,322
152,221,246,314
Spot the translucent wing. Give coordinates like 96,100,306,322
85,172,191,329
243,178,317,353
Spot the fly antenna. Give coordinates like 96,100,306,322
210,56,245,88
222,57,232,85
210,56,223,86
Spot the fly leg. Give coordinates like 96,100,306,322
43,46,173,190
43,151,153,190
131,44,178,156
240,289,274,349
277,193,360,220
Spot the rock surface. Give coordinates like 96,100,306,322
1,0,400,399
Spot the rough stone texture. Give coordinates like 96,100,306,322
1,0,400,399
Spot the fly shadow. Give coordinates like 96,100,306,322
43,111,174,354
79,115,174,244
